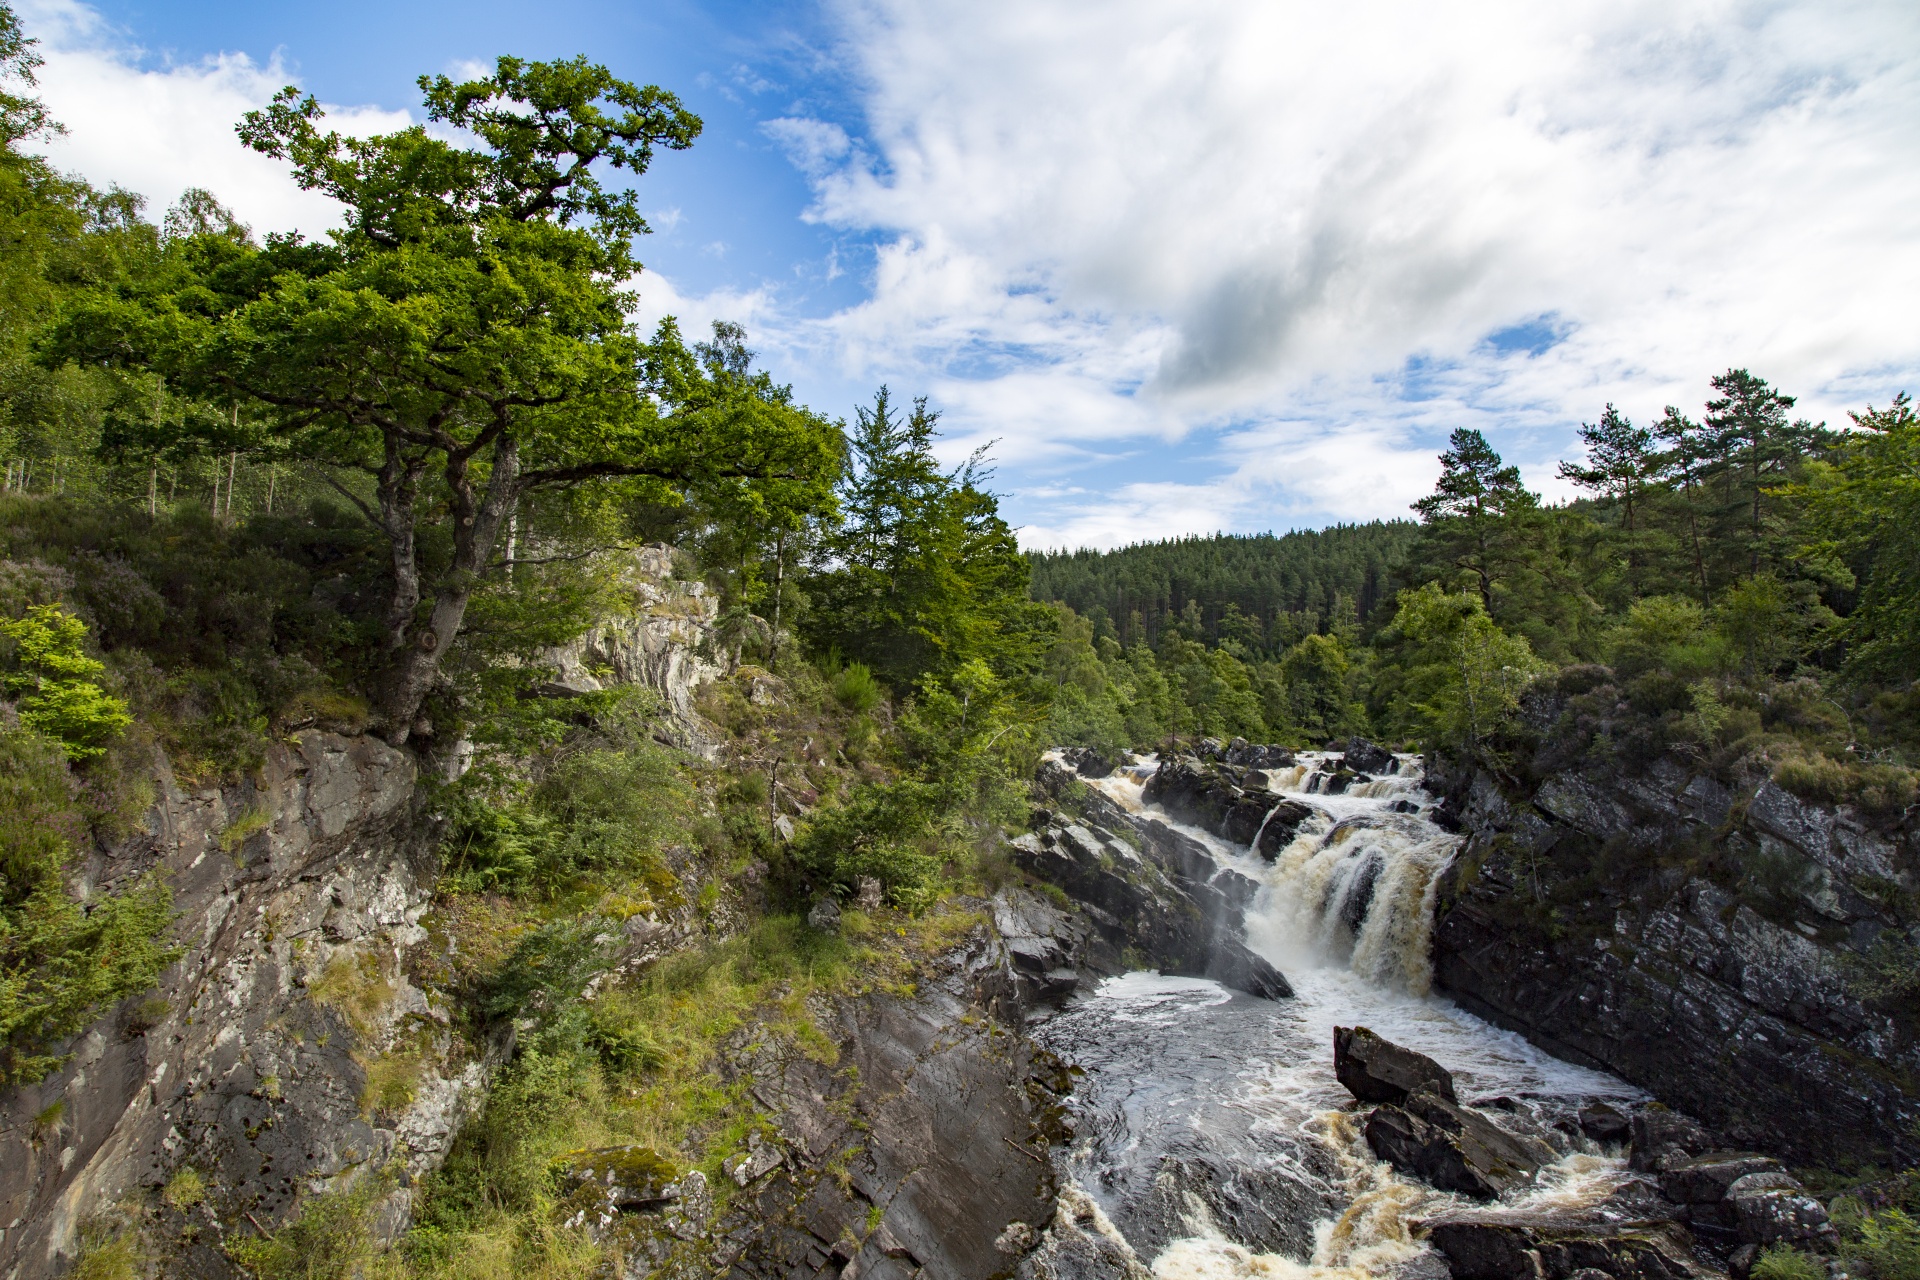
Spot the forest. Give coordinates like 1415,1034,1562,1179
0,4,1917,1277
1033,380,1920,808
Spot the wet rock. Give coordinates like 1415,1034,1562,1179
1224,740,1297,769
1335,1026,1458,1105
1422,1212,1700,1280
1344,739,1395,774
807,896,842,933
1202,941,1293,1001
1254,799,1318,858
1364,1088,1552,1200
1579,1101,1632,1146
1143,757,1279,844
1659,1153,1783,1206
1063,746,1119,779
1724,1180,1836,1250
1388,799,1422,814
1629,1110,1716,1173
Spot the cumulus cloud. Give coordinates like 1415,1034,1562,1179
17,0,410,235
787,0,1920,544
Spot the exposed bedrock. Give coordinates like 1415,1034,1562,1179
1428,720,1920,1168
674,890,1087,1280
1020,758,1292,1000
1137,755,1316,857
1338,1029,1836,1280
0,731,462,1280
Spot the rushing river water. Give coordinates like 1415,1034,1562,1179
1033,752,1646,1280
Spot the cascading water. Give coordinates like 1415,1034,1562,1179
1032,751,1644,1279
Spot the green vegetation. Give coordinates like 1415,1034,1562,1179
1831,1174,1920,1280
1035,371,1918,788
0,0,1913,1271
1752,1245,1825,1280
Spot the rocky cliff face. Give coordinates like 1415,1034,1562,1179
0,545,732,1279
0,730,455,1280
1429,683,1920,1170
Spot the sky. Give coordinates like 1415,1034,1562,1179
14,0,1920,549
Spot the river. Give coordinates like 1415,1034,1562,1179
1032,751,1646,1280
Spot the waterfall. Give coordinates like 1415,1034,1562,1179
1243,755,1459,996
1088,751,1461,994
1051,749,1642,1280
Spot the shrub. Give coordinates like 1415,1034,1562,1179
227,1173,386,1280
1775,753,1852,805
1752,1245,1826,1280
0,727,177,1085
0,605,130,760
1850,1209,1920,1280
831,662,882,714
162,1166,207,1210
789,780,944,911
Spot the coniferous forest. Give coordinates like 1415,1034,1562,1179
1,7,1917,1279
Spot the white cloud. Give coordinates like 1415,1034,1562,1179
18,0,408,235
784,0,1920,545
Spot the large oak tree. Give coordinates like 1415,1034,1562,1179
60,57,840,742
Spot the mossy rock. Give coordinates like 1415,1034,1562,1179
555,1144,678,1210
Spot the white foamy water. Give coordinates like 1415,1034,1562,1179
1042,751,1644,1280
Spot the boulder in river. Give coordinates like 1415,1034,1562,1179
1658,1152,1782,1206
1343,739,1395,774
1421,1211,1700,1280
1062,745,1119,778
1723,1173,1837,1250
1335,1025,1457,1104
1577,1100,1632,1145
1254,799,1317,858
1629,1109,1717,1172
1363,1087,1553,1200
1203,941,1293,1001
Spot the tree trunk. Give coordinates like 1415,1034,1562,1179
148,464,157,517
378,437,520,744
768,528,787,669
225,451,237,517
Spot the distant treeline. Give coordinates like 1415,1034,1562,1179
1027,523,1419,656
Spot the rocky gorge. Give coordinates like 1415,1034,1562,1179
3,568,1915,1280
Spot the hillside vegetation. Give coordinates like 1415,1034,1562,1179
0,4,1914,1277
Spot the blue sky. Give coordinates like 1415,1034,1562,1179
18,0,1920,548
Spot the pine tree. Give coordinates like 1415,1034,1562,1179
1410,428,1540,613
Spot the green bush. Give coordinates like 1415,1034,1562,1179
1752,1245,1826,1280
0,605,130,760
789,779,944,911
830,662,882,714
227,1173,385,1280
0,726,177,1084
442,739,688,899
1851,1209,1920,1280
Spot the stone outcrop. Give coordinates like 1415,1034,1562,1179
1364,1090,1553,1199
1421,1211,1703,1280
535,544,725,756
1428,677,1920,1168
687,890,1084,1280
0,732,478,1280
1019,758,1292,1000
1138,755,1315,857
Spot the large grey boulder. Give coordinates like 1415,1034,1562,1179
1363,1088,1552,1200
1335,1026,1457,1105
